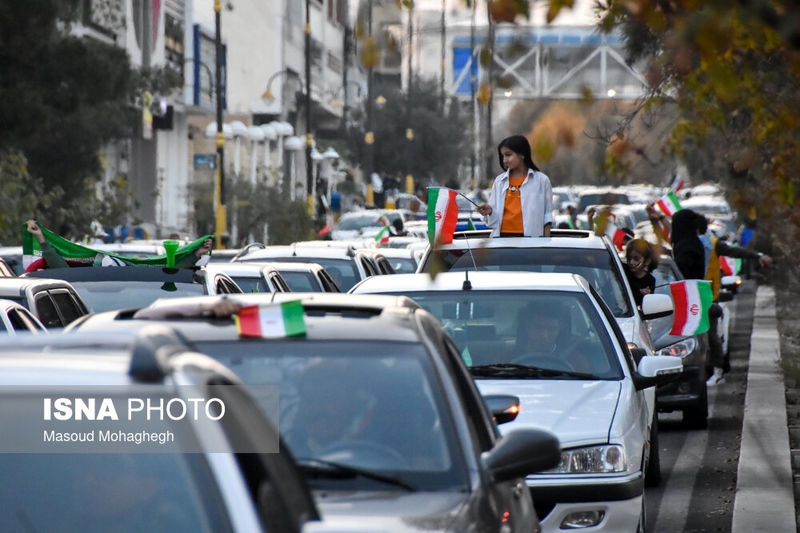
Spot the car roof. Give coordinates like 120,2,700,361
430,234,608,251
75,295,425,344
204,263,277,277
239,246,357,261
352,271,588,293
0,277,78,292
24,266,204,282
266,261,324,272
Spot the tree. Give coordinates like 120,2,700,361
0,0,178,234
345,77,471,190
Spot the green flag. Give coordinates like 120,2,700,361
23,224,213,272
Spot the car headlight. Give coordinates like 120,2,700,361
544,444,627,474
657,337,697,358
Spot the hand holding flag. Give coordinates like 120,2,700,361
656,191,683,217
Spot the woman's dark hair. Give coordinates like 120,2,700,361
671,209,700,245
625,238,658,272
497,135,539,172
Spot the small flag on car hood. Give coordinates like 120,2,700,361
235,301,307,338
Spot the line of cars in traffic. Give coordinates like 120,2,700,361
0,182,746,531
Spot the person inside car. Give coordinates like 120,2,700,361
623,238,658,308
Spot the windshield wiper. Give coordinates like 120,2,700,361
470,363,596,380
296,457,416,492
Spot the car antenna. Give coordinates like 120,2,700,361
462,269,472,291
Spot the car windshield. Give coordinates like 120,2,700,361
279,271,319,292
423,247,633,317
0,453,230,532
388,290,622,379
195,339,468,492
230,275,271,294
70,281,205,312
652,262,681,296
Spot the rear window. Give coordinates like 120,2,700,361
70,281,205,313
231,276,271,294
280,271,319,292
578,192,630,213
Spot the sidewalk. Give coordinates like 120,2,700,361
732,285,796,532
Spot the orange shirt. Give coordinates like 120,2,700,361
501,176,525,234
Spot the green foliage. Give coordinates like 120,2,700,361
598,0,800,277
345,77,470,189
0,150,62,244
191,178,315,248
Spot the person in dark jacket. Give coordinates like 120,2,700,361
670,210,705,279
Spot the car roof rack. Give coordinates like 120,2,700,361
128,325,190,383
451,229,593,239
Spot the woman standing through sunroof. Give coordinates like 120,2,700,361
476,135,553,237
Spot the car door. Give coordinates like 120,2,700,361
436,332,538,532
32,291,63,328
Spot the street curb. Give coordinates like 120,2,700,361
732,286,796,532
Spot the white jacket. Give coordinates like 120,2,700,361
485,169,554,237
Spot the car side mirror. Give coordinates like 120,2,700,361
633,355,683,390
483,429,561,483
641,293,673,320
717,289,733,303
483,394,520,425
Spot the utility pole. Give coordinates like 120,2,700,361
214,0,227,249
365,0,375,198
470,0,477,189
484,1,495,185
305,0,314,216
405,0,414,196
440,0,446,109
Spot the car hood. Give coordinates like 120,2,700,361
314,490,466,532
476,379,621,448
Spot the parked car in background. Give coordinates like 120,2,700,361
361,247,419,274
352,271,682,531
577,188,631,213
0,246,24,275
0,277,88,328
72,293,562,532
0,327,321,532
0,298,46,334
235,246,379,292
267,262,341,292
204,263,291,293
331,210,406,241
24,266,242,313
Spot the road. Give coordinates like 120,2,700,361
645,281,756,532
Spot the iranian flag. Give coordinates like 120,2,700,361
669,175,685,192
22,223,213,271
427,187,459,246
374,225,390,245
720,256,742,276
656,191,682,217
235,301,306,338
669,280,713,335
596,211,626,251
376,214,391,227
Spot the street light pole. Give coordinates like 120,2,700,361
365,0,374,200
214,0,227,248
305,0,314,216
405,0,414,196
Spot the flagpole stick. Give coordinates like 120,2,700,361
424,187,481,208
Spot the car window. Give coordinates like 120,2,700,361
387,257,417,274
652,263,680,296
245,257,359,292
50,290,84,325
231,276,271,294
0,453,231,532
280,271,319,292
7,309,30,331
424,247,633,317
269,273,291,293
34,293,62,328
388,290,623,379
68,281,205,313
196,339,469,492
318,270,341,292
360,257,377,277
15,308,45,331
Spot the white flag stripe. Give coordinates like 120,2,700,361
434,190,450,241
683,281,702,334
257,306,286,337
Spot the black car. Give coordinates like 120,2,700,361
71,293,561,532
25,266,242,312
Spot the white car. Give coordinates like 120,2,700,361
202,263,291,294
331,210,406,240
352,271,682,532
0,298,47,334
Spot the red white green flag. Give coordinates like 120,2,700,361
720,256,742,276
669,175,685,192
427,187,459,246
656,191,682,217
374,225,390,245
376,214,391,227
596,211,626,251
669,280,713,335
235,301,306,338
